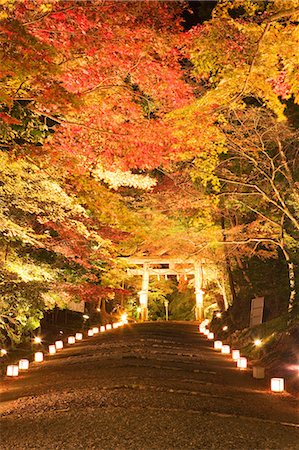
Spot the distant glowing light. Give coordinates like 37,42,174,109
1,349,7,356
34,337,41,344
254,339,262,347
7,365,19,377
106,324,112,330
221,345,230,354
55,340,63,350
34,352,44,362
68,336,76,344
203,329,209,336
48,345,56,354
208,332,214,340
232,350,240,361
88,329,94,336
100,326,105,332
222,326,228,331
214,340,223,350
92,327,99,334
19,359,29,370
237,357,247,370
216,312,222,318
121,313,128,323
83,315,89,320
75,333,83,341
271,378,284,392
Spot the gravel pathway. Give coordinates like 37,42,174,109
1,322,298,449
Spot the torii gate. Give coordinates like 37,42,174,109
126,257,204,321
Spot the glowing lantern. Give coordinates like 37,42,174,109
203,329,210,336
34,336,42,344
208,332,214,340
75,333,83,341
19,359,29,370
199,324,206,333
68,336,75,344
106,324,112,330
48,345,56,354
92,327,99,334
222,326,228,331
88,329,94,336
221,345,230,354
34,352,44,362
253,366,265,379
214,340,223,350
271,378,284,392
112,323,118,329
55,340,63,350
100,326,105,332
237,357,247,369
7,365,19,377
1,349,7,356
216,312,222,318
232,350,240,361
254,339,262,347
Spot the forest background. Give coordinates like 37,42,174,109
0,0,298,346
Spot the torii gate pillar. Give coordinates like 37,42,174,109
138,264,149,321
194,262,204,321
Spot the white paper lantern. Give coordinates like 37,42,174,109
112,323,118,329
48,345,56,354
7,365,19,377
271,378,284,392
207,332,214,340
75,333,83,341
100,326,105,332
92,327,99,334
19,359,29,370
68,336,75,344
253,366,265,379
34,352,44,362
199,324,206,333
55,340,63,350
88,329,94,336
221,345,230,354
214,340,222,350
232,349,240,361
203,329,210,336
237,357,247,369
106,324,112,330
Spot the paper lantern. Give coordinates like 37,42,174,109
92,327,99,334
232,350,240,361
214,340,222,350
106,324,112,330
207,332,214,340
48,345,56,354
100,326,105,332
253,366,265,379
34,352,44,362
112,323,118,329
75,333,83,341
237,357,247,369
221,345,230,354
19,359,29,370
7,365,19,377
34,336,42,344
55,340,63,350
199,324,206,333
88,329,94,336
203,329,210,336
68,336,75,344
271,378,284,392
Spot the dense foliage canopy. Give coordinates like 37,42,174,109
0,0,298,344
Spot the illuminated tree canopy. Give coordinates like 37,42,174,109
0,0,298,344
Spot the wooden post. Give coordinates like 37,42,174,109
139,263,149,321
194,261,204,321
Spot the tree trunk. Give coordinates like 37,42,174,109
221,212,237,307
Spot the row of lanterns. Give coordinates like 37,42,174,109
199,321,285,393
5,320,127,378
